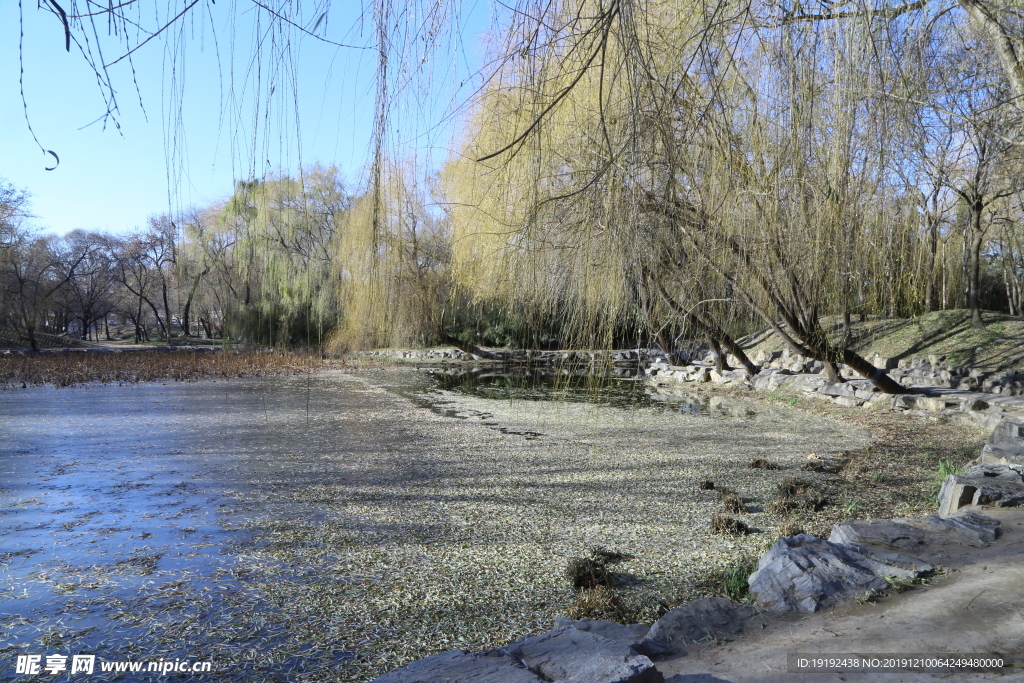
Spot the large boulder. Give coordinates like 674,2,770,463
498,626,663,683
370,649,545,683
937,464,1024,518
748,534,932,613
639,598,753,657
896,512,1000,546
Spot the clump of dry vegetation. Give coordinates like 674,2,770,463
749,458,781,470
777,521,805,537
710,514,750,535
564,547,635,590
563,548,638,622
565,557,610,590
720,492,747,514
775,477,811,498
769,477,831,514
801,453,847,474
564,585,636,622
0,350,327,389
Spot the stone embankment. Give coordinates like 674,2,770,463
364,347,660,366
368,347,1024,683
646,348,1024,433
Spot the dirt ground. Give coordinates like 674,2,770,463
659,506,1024,683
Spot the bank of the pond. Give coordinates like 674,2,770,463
0,348,332,388
1,366,987,682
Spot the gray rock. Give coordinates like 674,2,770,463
499,626,663,683
897,512,1000,546
370,649,545,683
819,381,858,398
916,396,960,412
789,375,827,392
752,370,797,392
748,534,932,613
937,464,1024,517
640,598,752,656
890,394,918,410
979,442,1024,466
828,519,927,553
961,398,990,411
551,617,654,654
990,418,1024,445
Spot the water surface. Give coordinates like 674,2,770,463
1,370,866,682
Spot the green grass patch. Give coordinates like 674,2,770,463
695,554,761,603
931,458,968,505
741,309,1024,371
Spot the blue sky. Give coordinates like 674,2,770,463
0,1,487,236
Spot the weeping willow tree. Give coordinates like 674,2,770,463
204,166,347,346
330,164,454,351
442,0,945,391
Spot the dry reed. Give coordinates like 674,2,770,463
0,350,327,389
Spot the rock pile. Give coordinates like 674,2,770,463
646,352,1024,427
892,355,1024,395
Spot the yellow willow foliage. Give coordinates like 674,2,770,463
444,0,964,357
443,24,669,342
203,166,347,345
330,166,450,352
442,0,764,347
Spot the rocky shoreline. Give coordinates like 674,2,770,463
366,348,1024,682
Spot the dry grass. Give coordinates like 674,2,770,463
710,383,988,536
721,493,747,514
564,585,636,622
749,458,781,470
692,553,762,603
0,350,328,388
776,521,805,537
710,514,750,535
565,557,610,589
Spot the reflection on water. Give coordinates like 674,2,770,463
421,367,757,418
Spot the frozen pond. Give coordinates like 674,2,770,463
1,370,869,681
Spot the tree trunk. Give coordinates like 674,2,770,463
161,280,173,341
652,281,759,373
182,299,192,337
968,201,985,328
705,333,729,372
924,210,938,312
